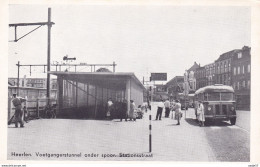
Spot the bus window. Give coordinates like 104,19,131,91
204,93,207,101
221,92,234,101
208,92,220,101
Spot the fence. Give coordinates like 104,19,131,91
8,98,57,121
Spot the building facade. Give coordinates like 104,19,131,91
195,66,207,90
204,63,216,86
166,76,184,100
186,62,200,92
214,50,236,86
231,46,251,110
8,77,57,89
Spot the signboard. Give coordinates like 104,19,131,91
150,73,167,81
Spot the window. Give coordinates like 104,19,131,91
234,67,236,75
242,81,245,88
233,82,236,90
248,64,251,73
248,80,250,89
224,63,227,72
208,92,220,101
242,66,245,74
228,63,231,72
238,66,240,75
221,93,234,101
238,52,242,59
237,82,240,90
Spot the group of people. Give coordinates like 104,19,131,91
155,99,182,125
107,99,143,121
9,93,58,128
155,98,205,126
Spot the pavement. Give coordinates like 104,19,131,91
7,103,250,161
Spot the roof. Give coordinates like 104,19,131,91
48,71,146,90
187,62,200,72
195,84,234,94
215,49,239,62
166,76,184,86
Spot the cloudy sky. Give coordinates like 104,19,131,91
8,5,250,83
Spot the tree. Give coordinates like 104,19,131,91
96,68,112,72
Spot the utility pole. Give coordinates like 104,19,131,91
16,61,20,96
9,8,55,101
47,8,52,103
113,61,116,72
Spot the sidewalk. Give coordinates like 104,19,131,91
8,106,216,161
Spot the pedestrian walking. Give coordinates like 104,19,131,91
194,97,199,120
197,100,205,127
120,99,128,122
12,94,25,128
107,98,113,120
129,100,136,121
172,99,182,125
164,98,170,118
155,99,164,120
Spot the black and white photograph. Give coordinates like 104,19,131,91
1,1,260,165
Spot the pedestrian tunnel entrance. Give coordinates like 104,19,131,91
49,72,145,119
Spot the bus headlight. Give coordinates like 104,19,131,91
208,106,212,111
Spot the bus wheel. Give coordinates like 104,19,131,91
230,118,236,125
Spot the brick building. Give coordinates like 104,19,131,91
204,63,215,86
195,66,207,90
231,46,251,110
214,50,237,86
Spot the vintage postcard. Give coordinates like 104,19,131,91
0,0,260,166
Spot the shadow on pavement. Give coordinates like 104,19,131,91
166,124,179,126
185,118,232,127
210,121,231,127
185,118,200,127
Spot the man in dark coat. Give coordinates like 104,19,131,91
12,94,25,128
120,100,128,122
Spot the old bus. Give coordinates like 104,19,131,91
194,84,237,125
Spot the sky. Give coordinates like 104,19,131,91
8,5,251,84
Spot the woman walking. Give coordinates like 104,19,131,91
129,100,136,121
173,100,182,125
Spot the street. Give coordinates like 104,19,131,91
8,103,250,161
